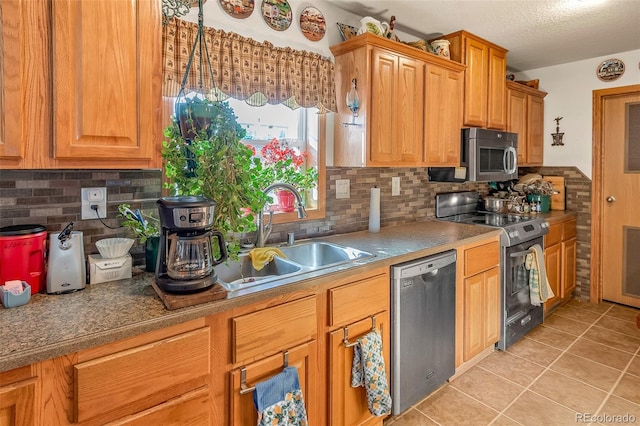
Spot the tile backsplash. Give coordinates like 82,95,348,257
1,168,488,267
1,166,590,301
0,170,163,265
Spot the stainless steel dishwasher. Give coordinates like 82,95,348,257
390,250,456,415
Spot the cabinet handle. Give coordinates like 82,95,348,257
239,350,289,395
606,196,616,203
343,315,377,348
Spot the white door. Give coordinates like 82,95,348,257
600,88,640,308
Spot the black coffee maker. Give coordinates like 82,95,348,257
156,196,227,293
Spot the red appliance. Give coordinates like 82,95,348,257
0,225,47,294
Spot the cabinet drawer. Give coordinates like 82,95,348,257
233,296,316,363
562,220,577,240
545,222,562,246
112,387,210,426
74,328,210,424
464,241,500,276
329,273,389,327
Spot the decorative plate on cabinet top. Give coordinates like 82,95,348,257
218,0,254,19
337,22,358,41
261,0,292,31
300,6,326,41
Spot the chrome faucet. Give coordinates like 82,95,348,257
255,183,307,247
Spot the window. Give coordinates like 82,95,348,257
161,97,326,223
226,99,320,213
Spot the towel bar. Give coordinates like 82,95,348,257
239,350,289,395
343,315,377,348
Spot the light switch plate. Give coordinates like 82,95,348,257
335,179,350,199
392,177,400,196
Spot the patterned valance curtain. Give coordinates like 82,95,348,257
163,18,337,113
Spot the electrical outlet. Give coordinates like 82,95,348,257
81,187,107,220
392,176,401,196
335,179,350,199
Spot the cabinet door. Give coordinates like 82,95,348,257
0,0,49,169
395,56,424,164
483,267,501,348
230,341,317,426
424,64,463,165
562,238,577,298
0,378,37,426
544,243,562,312
486,47,507,130
369,48,398,164
329,311,390,426
507,88,528,165
462,37,488,127
463,273,484,361
527,95,544,165
51,0,161,166
369,48,423,165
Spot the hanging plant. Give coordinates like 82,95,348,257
163,99,268,259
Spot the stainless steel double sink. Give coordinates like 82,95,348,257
215,241,375,291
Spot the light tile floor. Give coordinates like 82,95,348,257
384,299,640,426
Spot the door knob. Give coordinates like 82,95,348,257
606,196,616,203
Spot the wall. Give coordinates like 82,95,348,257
0,171,162,267
516,49,640,179
520,167,591,300
182,0,416,58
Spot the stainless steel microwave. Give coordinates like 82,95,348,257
461,128,518,182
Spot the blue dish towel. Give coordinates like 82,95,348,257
351,330,392,416
253,366,308,426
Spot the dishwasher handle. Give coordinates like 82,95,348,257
391,250,456,280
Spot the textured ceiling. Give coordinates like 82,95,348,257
325,0,640,72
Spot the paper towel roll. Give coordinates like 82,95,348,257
369,187,380,233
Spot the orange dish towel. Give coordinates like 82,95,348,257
249,247,286,271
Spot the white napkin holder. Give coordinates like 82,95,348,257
88,254,132,284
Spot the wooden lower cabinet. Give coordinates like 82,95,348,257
329,311,390,426
544,216,577,313
463,267,500,361
544,243,562,309
230,341,317,425
109,387,210,426
455,236,501,367
0,377,38,426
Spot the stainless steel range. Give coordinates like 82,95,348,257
436,191,549,350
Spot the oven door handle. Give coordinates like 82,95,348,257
510,248,534,258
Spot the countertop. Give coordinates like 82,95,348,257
1,219,502,372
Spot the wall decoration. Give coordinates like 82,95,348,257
596,58,625,82
337,23,358,41
300,6,326,41
261,0,292,31
551,116,564,146
218,0,254,19
162,0,194,26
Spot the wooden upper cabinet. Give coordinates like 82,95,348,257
423,64,463,165
506,81,547,166
0,0,51,169
487,47,507,129
331,33,464,167
369,48,424,165
441,30,507,130
51,0,162,167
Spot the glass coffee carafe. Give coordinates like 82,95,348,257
166,233,212,280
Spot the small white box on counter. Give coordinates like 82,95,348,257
88,254,132,284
